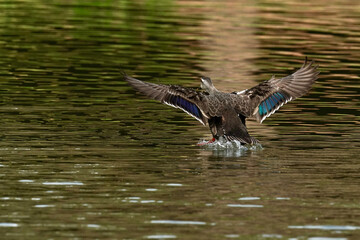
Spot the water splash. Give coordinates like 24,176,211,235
198,138,262,150
197,138,262,157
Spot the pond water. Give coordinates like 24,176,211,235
1,0,359,239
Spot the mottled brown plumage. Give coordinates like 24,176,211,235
124,58,319,144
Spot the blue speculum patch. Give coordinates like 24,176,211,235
275,92,284,100
259,102,267,116
259,104,263,115
172,96,201,119
259,92,286,117
265,99,271,111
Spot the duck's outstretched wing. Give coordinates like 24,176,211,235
124,75,209,125
235,58,319,123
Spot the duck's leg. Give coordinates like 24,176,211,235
197,137,216,146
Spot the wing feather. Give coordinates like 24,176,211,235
124,75,209,125
237,58,319,123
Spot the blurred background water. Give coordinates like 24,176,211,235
0,0,359,239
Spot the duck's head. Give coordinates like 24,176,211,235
200,76,217,93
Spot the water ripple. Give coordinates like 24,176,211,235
227,204,264,208
42,181,84,186
288,225,360,230
146,235,177,239
0,223,19,227
150,220,207,225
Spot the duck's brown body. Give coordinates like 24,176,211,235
124,58,319,144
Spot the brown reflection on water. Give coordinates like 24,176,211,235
197,0,259,91
188,0,360,145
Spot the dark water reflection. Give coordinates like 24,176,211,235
1,0,360,239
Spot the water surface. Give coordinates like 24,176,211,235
0,0,359,239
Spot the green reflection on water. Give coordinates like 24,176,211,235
0,0,206,149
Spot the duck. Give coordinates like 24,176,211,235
124,58,319,145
